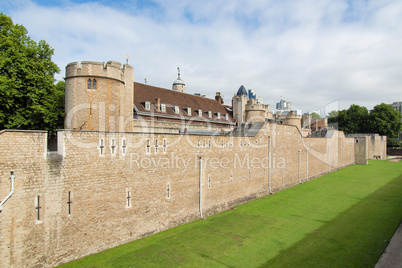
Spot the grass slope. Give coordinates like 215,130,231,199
59,160,402,267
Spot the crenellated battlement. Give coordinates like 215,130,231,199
66,61,133,82
245,98,269,111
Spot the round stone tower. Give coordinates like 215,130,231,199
65,61,134,132
245,98,269,123
281,111,302,131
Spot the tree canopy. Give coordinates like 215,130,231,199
368,103,401,138
0,13,64,132
329,103,401,138
311,112,321,120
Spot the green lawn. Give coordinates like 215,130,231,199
60,160,402,267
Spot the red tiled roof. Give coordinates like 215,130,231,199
134,82,234,124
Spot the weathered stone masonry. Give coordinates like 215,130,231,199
0,123,357,267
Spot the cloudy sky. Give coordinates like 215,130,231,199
1,0,401,114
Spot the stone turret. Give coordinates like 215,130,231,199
281,110,301,130
65,61,134,132
245,98,270,123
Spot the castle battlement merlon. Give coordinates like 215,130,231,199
66,61,133,83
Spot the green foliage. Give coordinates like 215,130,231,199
368,103,402,138
59,161,402,268
327,110,338,124
0,13,63,132
330,103,401,137
311,112,321,120
387,137,401,148
337,104,369,134
327,110,338,118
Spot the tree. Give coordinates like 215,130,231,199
368,103,401,138
327,110,339,125
327,110,338,118
0,13,63,132
311,112,321,120
336,104,369,134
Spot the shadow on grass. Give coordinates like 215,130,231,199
260,175,402,268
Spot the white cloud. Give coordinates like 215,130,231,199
2,0,402,113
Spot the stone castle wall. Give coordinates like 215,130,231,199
1,125,357,267
347,134,387,160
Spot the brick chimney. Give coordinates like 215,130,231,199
155,98,161,111
215,92,223,104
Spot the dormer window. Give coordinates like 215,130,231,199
208,111,212,118
174,106,179,114
197,109,202,117
216,112,221,119
161,104,166,113
185,108,191,116
145,101,151,110
224,114,229,120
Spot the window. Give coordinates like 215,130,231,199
167,184,171,199
216,112,221,119
208,139,211,150
163,139,167,153
198,109,202,117
174,106,179,114
87,78,97,90
208,174,211,188
185,108,191,116
146,139,151,154
35,195,42,223
126,189,132,208
99,138,105,156
224,114,229,120
145,101,151,110
155,139,158,153
208,111,212,118
67,191,72,215
161,104,166,112
121,138,127,156
110,138,116,156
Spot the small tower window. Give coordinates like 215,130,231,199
163,139,167,153
87,79,92,89
146,139,151,154
155,139,159,153
92,79,97,89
